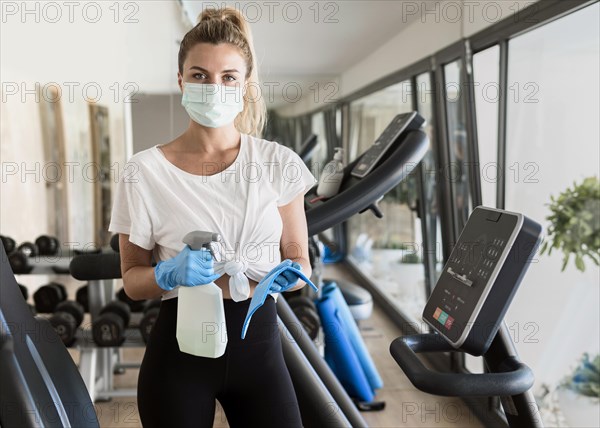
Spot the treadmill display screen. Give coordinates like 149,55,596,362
422,209,518,345
350,112,423,178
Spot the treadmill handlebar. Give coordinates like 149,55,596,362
306,129,428,236
390,334,535,397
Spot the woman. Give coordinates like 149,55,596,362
109,7,316,427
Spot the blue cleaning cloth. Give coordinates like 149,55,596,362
241,260,318,339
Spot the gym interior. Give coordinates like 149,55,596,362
1,1,599,427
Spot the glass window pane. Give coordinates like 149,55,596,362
416,72,444,284
347,80,432,324
348,81,413,162
504,3,599,419
412,73,443,319
311,112,329,168
444,61,473,233
473,45,500,208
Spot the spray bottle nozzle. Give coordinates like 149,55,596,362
183,231,220,259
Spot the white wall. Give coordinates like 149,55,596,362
0,1,189,244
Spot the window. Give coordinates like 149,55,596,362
473,45,500,208
415,72,444,290
346,80,434,323
503,2,600,401
444,61,473,234
310,112,329,172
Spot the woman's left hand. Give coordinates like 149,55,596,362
271,261,302,292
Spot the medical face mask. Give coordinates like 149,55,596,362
181,83,244,128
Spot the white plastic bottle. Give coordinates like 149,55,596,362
176,231,228,358
317,147,345,198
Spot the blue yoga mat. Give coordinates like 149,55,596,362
322,282,383,390
317,296,374,402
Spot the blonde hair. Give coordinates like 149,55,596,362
178,7,266,137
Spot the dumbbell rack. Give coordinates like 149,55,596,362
18,256,146,402
78,277,146,402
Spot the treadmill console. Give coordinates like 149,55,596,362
422,207,542,355
351,112,425,178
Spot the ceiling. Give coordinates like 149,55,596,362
179,1,430,102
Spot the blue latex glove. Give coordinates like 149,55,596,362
271,261,302,292
241,260,318,339
154,246,222,291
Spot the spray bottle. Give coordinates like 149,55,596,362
316,147,345,198
176,231,227,358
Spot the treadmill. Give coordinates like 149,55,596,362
298,134,319,164
0,112,429,428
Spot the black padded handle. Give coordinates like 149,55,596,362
69,253,122,280
389,334,534,397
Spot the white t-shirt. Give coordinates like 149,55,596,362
108,133,317,300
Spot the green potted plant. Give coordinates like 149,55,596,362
540,176,600,271
541,176,600,426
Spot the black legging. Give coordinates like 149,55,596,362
138,295,303,428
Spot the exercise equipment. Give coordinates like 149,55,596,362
74,247,102,255
8,251,33,274
288,296,317,312
335,279,373,321
288,297,320,341
49,301,85,346
18,283,28,300
321,282,383,391
317,296,375,402
117,287,146,312
35,235,60,256
71,252,138,401
390,207,544,427
0,242,99,427
0,111,427,426
140,300,161,343
0,235,16,254
110,233,120,252
76,283,90,312
17,241,38,257
279,111,428,425
33,281,67,313
17,283,37,315
298,134,318,163
92,301,131,347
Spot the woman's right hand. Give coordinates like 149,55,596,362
154,246,222,291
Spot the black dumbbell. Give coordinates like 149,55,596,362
110,234,120,253
117,287,146,312
33,282,67,313
17,242,38,257
1,235,16,254
92,301,131,347
9,242,39,274
35,235,60,256
139,300,161,344
76,284,89,312
9,251,33,274
288,297,320,341
74,247,102,256
49,300,85,346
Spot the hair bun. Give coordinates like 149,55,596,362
197,7,244,30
